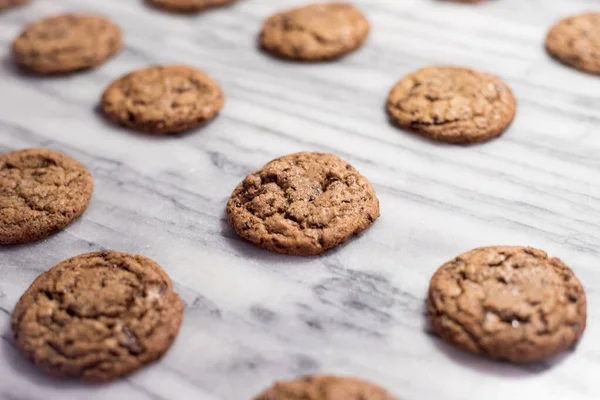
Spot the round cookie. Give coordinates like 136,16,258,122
101,65,225,135
146,0,236,13
12,14,122,75
386,66,516,144
546,13,600,75
12,251,184,382
254,375,396,400
0,148,93,245
226,152,380,256
0,0,30,11
260,3,370,61
428,246,587,363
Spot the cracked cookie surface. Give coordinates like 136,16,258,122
0,0,30,11
254,375,396,400
0,148,93,245
259,3,370,61
12,251,183,382
428,246,587,363
146,0,235,13
12,14,122,75
101,65,225,134
546,13,600,75
386,66,516,144
226,152,380,256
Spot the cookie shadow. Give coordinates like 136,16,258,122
0,56,98,81
1,333,84,390
425,325,572,378
219,214,359,266
384,112,504,148
92,104,220,141
143,0,240,16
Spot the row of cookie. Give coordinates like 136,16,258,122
9,246,586,382
10,7,598,144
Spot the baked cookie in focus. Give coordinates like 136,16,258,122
12,251,184,382
546,13,600,75
428,246,587,362
146,0,236,13
226,152,380,256
101,65,225,134
254,375,397,400
260,3,370,61
0,148,93,245
12,14,122,74
386,66,516,144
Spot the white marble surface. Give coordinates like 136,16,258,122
1,0,600,399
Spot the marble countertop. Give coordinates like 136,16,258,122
1,0,600,399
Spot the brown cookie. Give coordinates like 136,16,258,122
254,375,397,400
260,3,370,61
546,13,600,75
226,152,380,256
0,148,93,245
12,14,122,75
12,251,184,382
428,246,587,363
146,0,236,13
0,0,30,11
386,66,517,144
101,65,225,135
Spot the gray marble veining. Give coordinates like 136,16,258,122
1,0,600,399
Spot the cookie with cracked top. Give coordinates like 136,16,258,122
146,0,236,13
386,66,516,144
12,251,183,382
101,65,225,135
546,13,600,75
428,246,587,363
0,148,93,245
226,152,380,256
254,375,397,400
0,0,30,11
12,14,122,75
259,3,370,61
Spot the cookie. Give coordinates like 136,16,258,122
12,14,122,75
260,3,370,61
428,246,587,363
0,0,30,11
386,66,516,144
254,375,396,400
546,13,600,75
0,148,93,245
12,251,184,382
146,0,236,13
101,65,225,135
226,152,380,256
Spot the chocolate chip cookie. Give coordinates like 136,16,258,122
146,0,236,13
101,65,225,134
254,375,397,400
12,14,122,75
0,0,30,11
0,148,93,245
428,246,587,363
260,3,370,61
226,152,380,256
546,13,600,75
386,66,517,144
12,251,184,382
